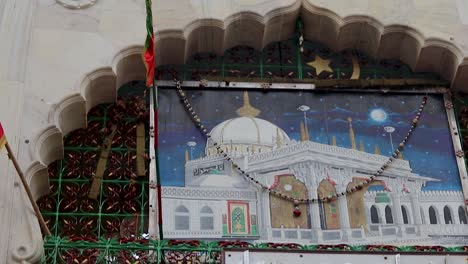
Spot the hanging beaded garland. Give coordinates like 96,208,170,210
172,80,428,209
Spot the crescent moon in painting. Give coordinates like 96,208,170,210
350,55,361,80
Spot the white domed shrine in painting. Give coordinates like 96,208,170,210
156,80,468,245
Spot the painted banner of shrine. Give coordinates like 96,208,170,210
156,84,468,245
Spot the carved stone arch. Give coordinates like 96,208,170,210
299,1,467,90
184,19,225,59
452,58,468,90
25,162,50,202
415,38,463,82
262,0,301,47
112,46,146,90
223,12,265,51
48,94,87,135
377,25,424,70
79,67,117,112
301,3,342,51
155,31,186,66
338,16,384,57
31,126,64,166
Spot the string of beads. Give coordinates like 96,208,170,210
173,79,428,204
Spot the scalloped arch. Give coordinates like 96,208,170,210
28,1,468,204
153,3,466,88
19,3,468,263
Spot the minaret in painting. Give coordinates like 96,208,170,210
348,117,357,150
236,91,260,117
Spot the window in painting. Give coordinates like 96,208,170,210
385,206,393,224
175,206,190,230
200,206,214,230
429,206,438,224
401,206,409,224
444,206,453,224
459,206,468,224
370,205,379,224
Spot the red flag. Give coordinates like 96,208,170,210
143,0,155,87
0,123,6,150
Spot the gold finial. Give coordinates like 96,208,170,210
359,140,365,152
348,117,356,150
185,149,189,162
332,136,337,146
276,128,282,147
300,121,310,141
236,91,261,117
374,145,380,155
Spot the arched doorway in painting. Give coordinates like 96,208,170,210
345,178,390,230
370,205,380,224
401,205,410,224
459,206,468,224
269,175,309,228
429,206,438,224
318,179,339,230
385,205,394,224
444,206,453,224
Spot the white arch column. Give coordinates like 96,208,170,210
452,207,460,224
291,162,322,242
390,193,405,237
410,194,423,225
336,183,351,241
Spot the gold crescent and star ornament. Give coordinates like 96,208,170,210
306,54,361,79
307,55,333,75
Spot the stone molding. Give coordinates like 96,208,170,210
162,187,257,201
56,0,97,9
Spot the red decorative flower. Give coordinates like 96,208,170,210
293,206,302,217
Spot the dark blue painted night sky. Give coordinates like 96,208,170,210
158,88,462,191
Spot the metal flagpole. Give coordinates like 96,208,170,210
152,80,164,240
4,141,51,236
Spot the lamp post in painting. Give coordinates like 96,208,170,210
384,126,395,153
298,105,311,132
187,141,197,159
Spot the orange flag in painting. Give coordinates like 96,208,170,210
0,122,6,150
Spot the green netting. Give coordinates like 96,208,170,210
38,81,151,263
156,38,445,82
36,37,464,263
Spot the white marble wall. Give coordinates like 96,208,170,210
2,0,468,262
